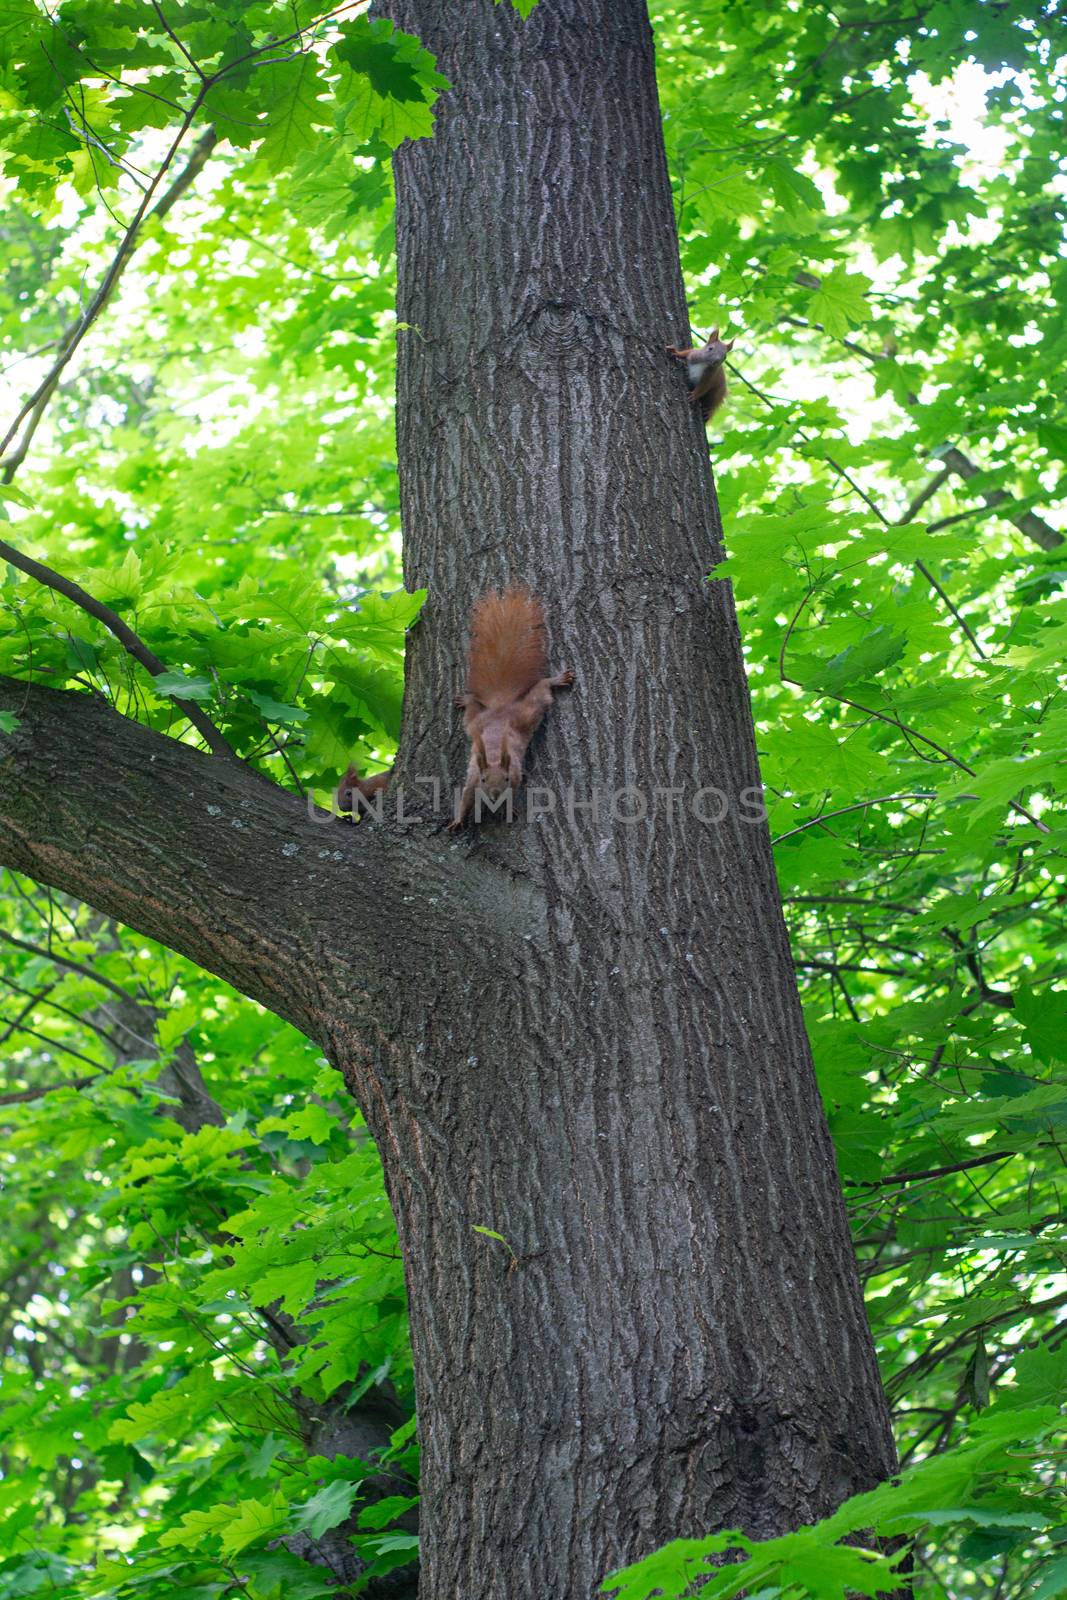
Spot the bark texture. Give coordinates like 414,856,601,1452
373,1,899,1595
0,1,900,1595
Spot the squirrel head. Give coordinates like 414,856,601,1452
481,763,512,801
700,328,734,366
335,764,359,814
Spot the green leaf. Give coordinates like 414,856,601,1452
333,16,429,103
151,671,214,701
806,628,908,693
218,1492,291,1557
963,1332,991,1410
257,54,325,172
333,19,448,148
65,636,98,673
356,1493,419,1531
1013,985,1067,1067
1028,1556,1067,1600
296,1479,361,1539
239,1548,335,1600
238,1550,338,1600
806,267,872,335
0,483,34,509
245,687,310,726
471,1224,514,1254
766,158,824,219
259,1103,336,1145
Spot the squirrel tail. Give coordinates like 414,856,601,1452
466,584,548,705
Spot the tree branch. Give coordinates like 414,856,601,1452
772,792,938,845
784,294,1065,551
0,927,144,1002
935,445,1063,553
0,1074,98,1106
0,677,474,1046
847,1150,1015,1190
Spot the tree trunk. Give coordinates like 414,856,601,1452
0,1,900,1594
368,0,899,1594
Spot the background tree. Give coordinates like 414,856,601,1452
0,2,1062,1599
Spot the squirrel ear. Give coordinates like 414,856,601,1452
708,326,719,341
724,339,735,351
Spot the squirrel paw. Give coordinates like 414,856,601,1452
558,669,575,687
446,817,466,834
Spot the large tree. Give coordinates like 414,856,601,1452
0,1,901,1594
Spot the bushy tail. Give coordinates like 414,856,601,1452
467,584,547,706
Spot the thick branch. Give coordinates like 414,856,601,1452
935,445,1063,553
0,677,474,1046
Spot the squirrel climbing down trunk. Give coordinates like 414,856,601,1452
451,585,573,829
336,586,573,827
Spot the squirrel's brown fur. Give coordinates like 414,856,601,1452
452,585,573,828
336,586,573,828
335,763,390,816
666,326,734,424
465,586,548,706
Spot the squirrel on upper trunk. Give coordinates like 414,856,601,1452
666,327,734,424
335,586,573,827
451,585,573,829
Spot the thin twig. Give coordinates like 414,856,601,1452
896,465,952,524
0,1074,98,1106
915,559,988,659
0,123,217,479
847,1150,1015,1190
735,366,1050,836
0,985,56,1048
784,290,1065,551
773,792,938,844
151,0,206,81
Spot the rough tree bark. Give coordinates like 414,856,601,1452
0,1,899,1596
378,0,899,1588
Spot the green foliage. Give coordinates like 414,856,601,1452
605,1395,1062,1598
0,899,414,1599
0,3,449,195
0,2,1064,1599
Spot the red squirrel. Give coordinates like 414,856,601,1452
451,585,573,829
666,327,734,424
335,762,390,816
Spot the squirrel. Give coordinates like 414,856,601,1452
666,327,734,424
450,584,573,829
335,762,391,816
